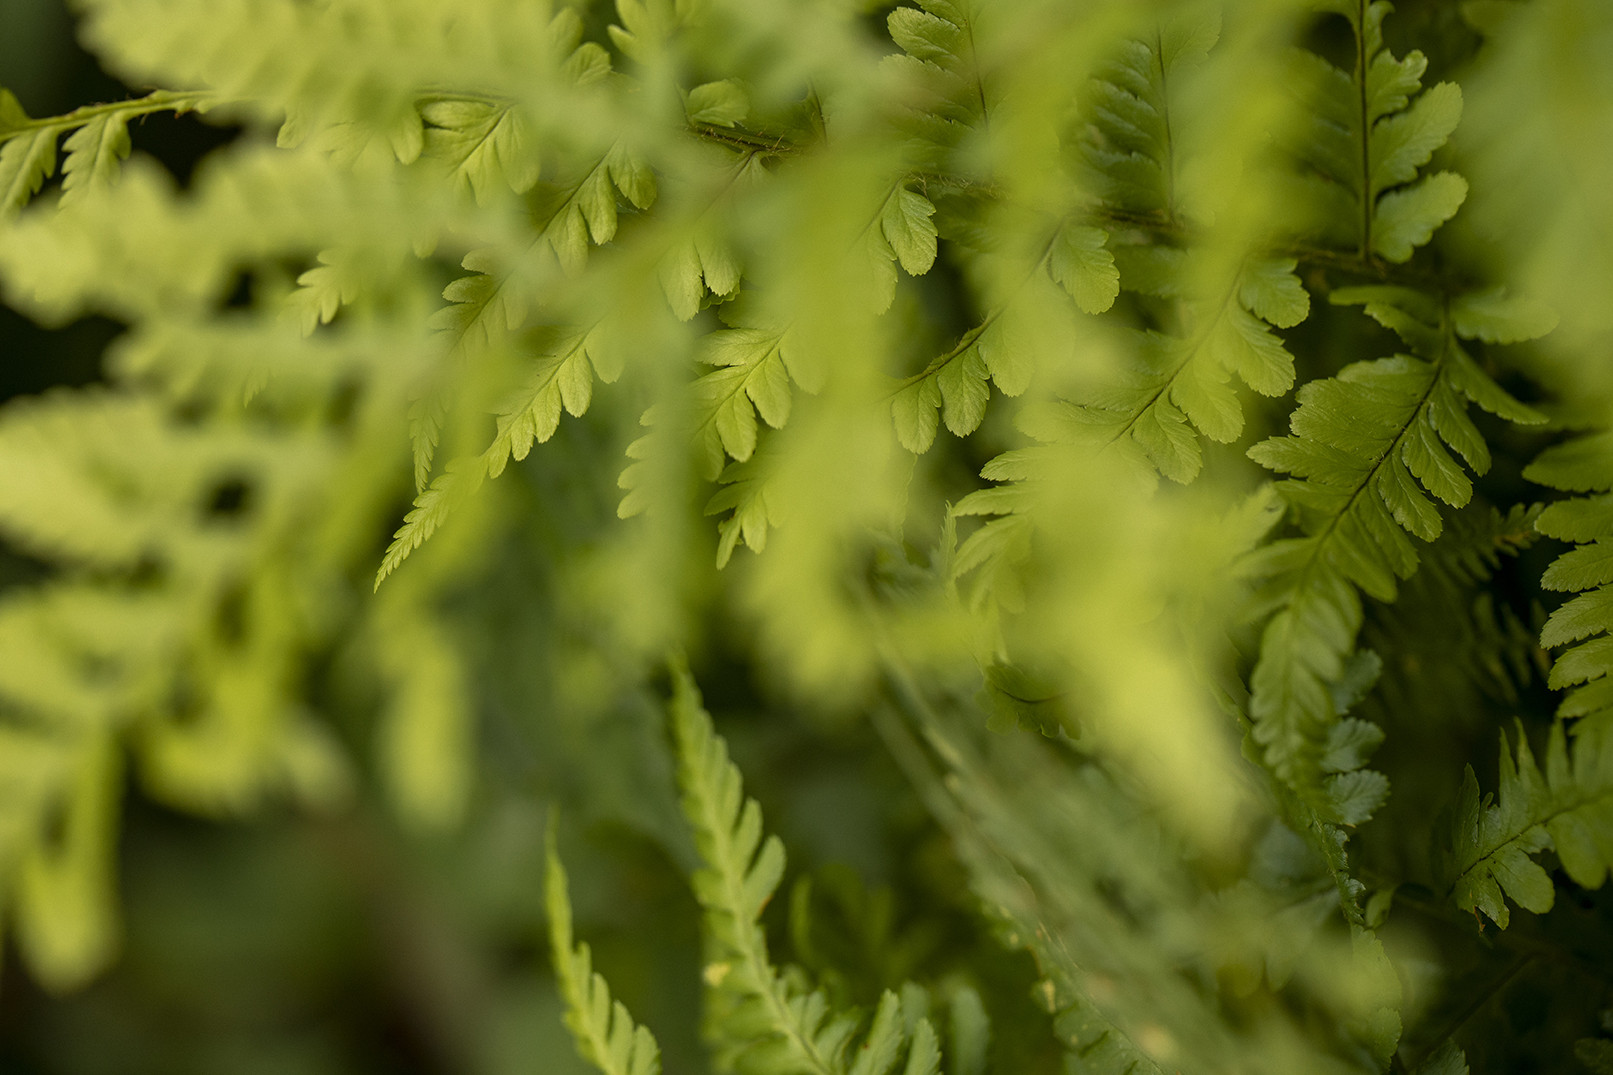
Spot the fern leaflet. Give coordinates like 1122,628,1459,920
546,818,664,1075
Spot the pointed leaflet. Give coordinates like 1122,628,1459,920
686,80,749,127
889,320,992,455
881,186,938,278
0,127,58,219
1047,224,1119,315
420,99,542,205
852,181,938,316
59,115,131,206
692,326,794,481
707,454,779,568
1372,173,1467,263
547,820,664,1075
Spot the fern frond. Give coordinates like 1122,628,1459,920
1438,722,1613,928
1290,0,1466,261
0,89,206,217
851,180,940,316
656,148,766,321
419,98,543,205
376,459,486,588
669,661,840,1074
1524,428,1613,728
669,663,946,1075
693,324,798,481
546,818,664,1075
1080,11,1220,222
886,0,993,151
1245,288,1545,807
891,220,1111,455
1073,256,1309,483
79,0,594,159
58,114,132,207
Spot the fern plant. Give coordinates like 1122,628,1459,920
2,0,1613,1073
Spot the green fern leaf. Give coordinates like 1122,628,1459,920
669,662,836,1073
546,819,664,1075
707,452,780,568
59,115,131,207
1246,302,1540,802
1081,12,1220,220
694,326,796,480
0,126,58,219
1412,1042,1469,1075
670,663,947,1075
1371,172,1467,263
1292,0,1466,261
1527,431,1613,722
686,80,750,128
420,99,542,205
887,0,992,133
1047,224,1119,315
1439,723,1613,927
1068,258,1309,483
376,459,484,588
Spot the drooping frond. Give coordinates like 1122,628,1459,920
1244,286,1547,809
1437,722,1613,928
546,818,665,1075
1289,0,1467,261
0,90,203,219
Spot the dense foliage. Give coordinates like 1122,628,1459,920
2,0,1612,1072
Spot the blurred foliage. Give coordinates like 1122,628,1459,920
1,0,1612,1073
